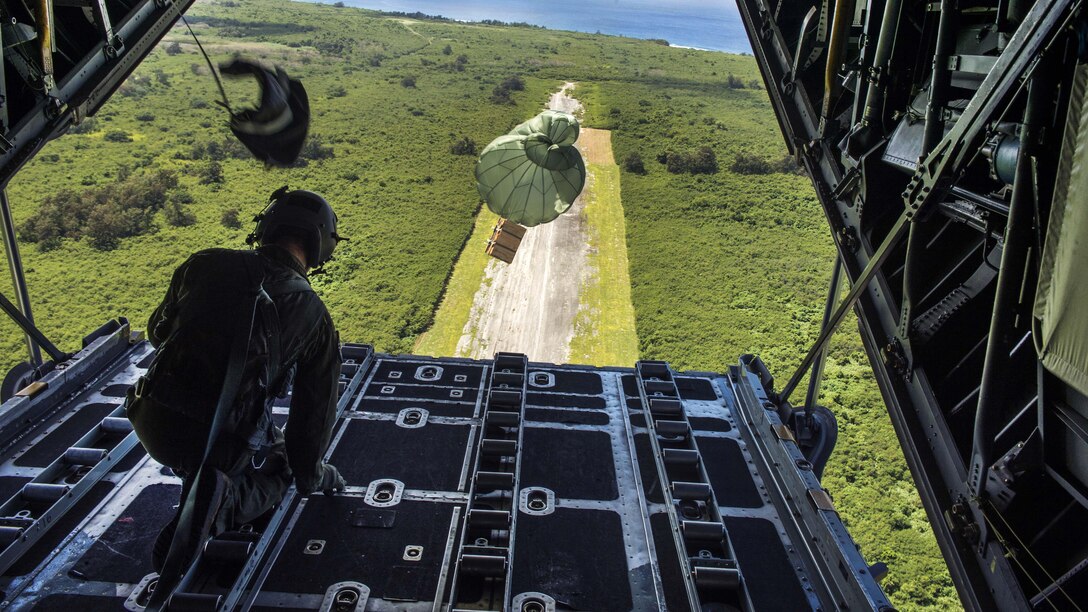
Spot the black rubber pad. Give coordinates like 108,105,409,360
528,369,603,394
263,498,456,597
512,508,632,611
72,483,180,583
525,393,605,410
689,416,732,433
109,442,148,473
101,384,131,398
520,428,618,501
330,419,471,490
633,433,665,504
525,408,609,426
697,437,762,509
356,398,476,418
371,360,484,388
0,475,31,505
650,512,691,612
724,517,810,610
363,382,478,404
15,403,117,467
6,482,114,577
138,352,156,368
676,376,717,400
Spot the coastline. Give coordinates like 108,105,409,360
296,0,751,54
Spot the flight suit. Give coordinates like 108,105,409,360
127,244,341,529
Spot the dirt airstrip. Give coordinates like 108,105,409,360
454,84,616,363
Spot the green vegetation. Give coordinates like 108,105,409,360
0,1,951,607
413,207,497,358
569,154,639,366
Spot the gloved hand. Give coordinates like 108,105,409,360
318,463,346,497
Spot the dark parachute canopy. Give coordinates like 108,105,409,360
218,59,310,167
475,110,586,227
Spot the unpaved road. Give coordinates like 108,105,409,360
455,83,591,363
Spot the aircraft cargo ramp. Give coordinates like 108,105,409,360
0,321,890,610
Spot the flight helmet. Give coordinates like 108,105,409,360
248,186,341,268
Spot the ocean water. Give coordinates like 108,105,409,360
303,0,751,54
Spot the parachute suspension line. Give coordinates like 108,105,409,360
180,15,232,113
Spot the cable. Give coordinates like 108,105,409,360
180,15,232,112
982,499,1084,611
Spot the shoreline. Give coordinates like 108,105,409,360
295,0,750,54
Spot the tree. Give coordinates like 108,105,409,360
731,152,774,175
500,75,525,91
104,130,132,143
221,208,243,229
200,160,224,184
623,152,646,174
164,196,197,227
491,85,514,105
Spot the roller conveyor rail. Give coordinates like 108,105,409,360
635,360,749,611
448,352,528,611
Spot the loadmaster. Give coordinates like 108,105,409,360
125,187,347,573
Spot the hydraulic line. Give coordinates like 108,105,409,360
36,0,53,90
922,0,957,155
860,0,905,132
970,62,1053,496
820,0,855,131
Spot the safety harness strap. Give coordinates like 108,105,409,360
149,254,314,610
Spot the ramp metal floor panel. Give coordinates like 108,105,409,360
0,347,889,610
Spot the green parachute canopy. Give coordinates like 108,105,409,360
475,110,586,227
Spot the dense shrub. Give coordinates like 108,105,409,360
449,136,477,156
442,44,452,55
490,74,524,105
165,41,183,55
401,76,417,88
726,74,746,89
20,169,178,250
136,113,156,122
199,160,224,185
664,147,718,175
164,192,197,227
69,117,98,135
730,153,802,175
500,75,525,91
622,152,646,174
730,152,773,175
221,208,243,229
328,85,347,97
104,130,132,143
490,85,514,105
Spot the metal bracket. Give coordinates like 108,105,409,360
395,407,429,428
518,487,556,516
319,582,370,612
512,592,557,612
364,479,405,508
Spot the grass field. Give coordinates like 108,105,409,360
569,129,639,366
0,1,953,607
413,206,497,357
